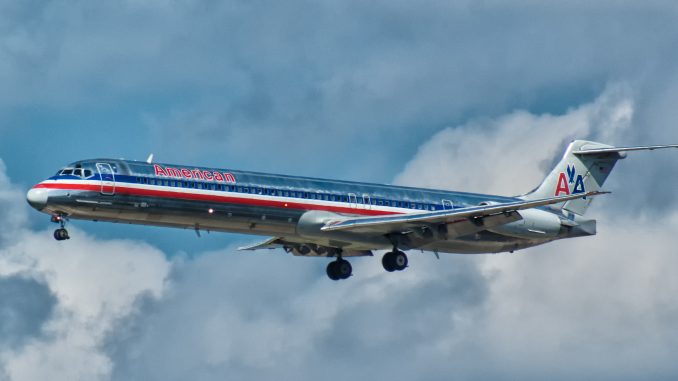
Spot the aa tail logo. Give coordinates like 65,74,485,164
555,164,585,196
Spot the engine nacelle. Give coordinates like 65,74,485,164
486,208,562,239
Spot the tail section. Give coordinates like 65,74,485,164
522,140,624,216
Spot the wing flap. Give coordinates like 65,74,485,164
238,237,287,251
321,191,606,234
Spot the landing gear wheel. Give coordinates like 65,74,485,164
382,252,397,272
382,250,408,272
326,261,340,281
392,250,408,271
54,228,70,241
326,259,352,280
336,259,352,279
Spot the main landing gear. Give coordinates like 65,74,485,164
382,250,408,272
326,257,352,281
51,215,70,241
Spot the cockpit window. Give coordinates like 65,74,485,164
57,167,93,178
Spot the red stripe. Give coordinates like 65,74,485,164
35,182,400,217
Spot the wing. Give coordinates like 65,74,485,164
320,191,607,235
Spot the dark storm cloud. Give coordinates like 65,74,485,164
0,275,55,350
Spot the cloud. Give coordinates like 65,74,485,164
3,1,678,182
390,83,678,379
2,86,678,380
2,1,678,380
393,83,634,195
0,276,55,351
105,84,678,381
105,249,489,381
0,163,171,381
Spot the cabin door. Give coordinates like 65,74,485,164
96,163,116,195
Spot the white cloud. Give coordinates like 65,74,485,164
393,83,633,195
101,84,677,381
3,82,678,381
391,83,678,379
0,166,170,381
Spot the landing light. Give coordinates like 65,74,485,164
208,208,214,214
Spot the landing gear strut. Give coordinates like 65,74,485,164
51,215,70,241
382,250,408,272
326,257,352,281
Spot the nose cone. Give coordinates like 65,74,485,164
26,188,48,210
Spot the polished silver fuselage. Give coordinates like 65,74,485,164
28,159,591,256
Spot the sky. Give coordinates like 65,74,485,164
2,1,678,380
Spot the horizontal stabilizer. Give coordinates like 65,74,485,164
573,144,678,155
321,191,607,234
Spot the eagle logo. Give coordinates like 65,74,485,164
555,164,585,196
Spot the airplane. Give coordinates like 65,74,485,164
26,140,678,280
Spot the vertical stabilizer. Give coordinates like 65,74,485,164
522,140,624,215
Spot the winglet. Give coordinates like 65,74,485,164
146,154,154,164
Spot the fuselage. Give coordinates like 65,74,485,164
27,159,579,255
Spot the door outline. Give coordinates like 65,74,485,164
348,193,358,208
96,163,116,195
442,199,454,210
362,194,371,210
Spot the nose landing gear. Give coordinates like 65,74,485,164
51,215,70,241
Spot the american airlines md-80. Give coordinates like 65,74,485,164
26,140,677,280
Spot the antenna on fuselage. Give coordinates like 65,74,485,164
146,154,154,164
